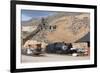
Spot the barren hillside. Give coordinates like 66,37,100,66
22,12,90,44
46,13,90,43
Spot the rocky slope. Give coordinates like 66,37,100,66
22,12,90,44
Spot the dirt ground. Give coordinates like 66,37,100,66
21,54,90,63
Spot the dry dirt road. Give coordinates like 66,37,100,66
21,54,89,63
